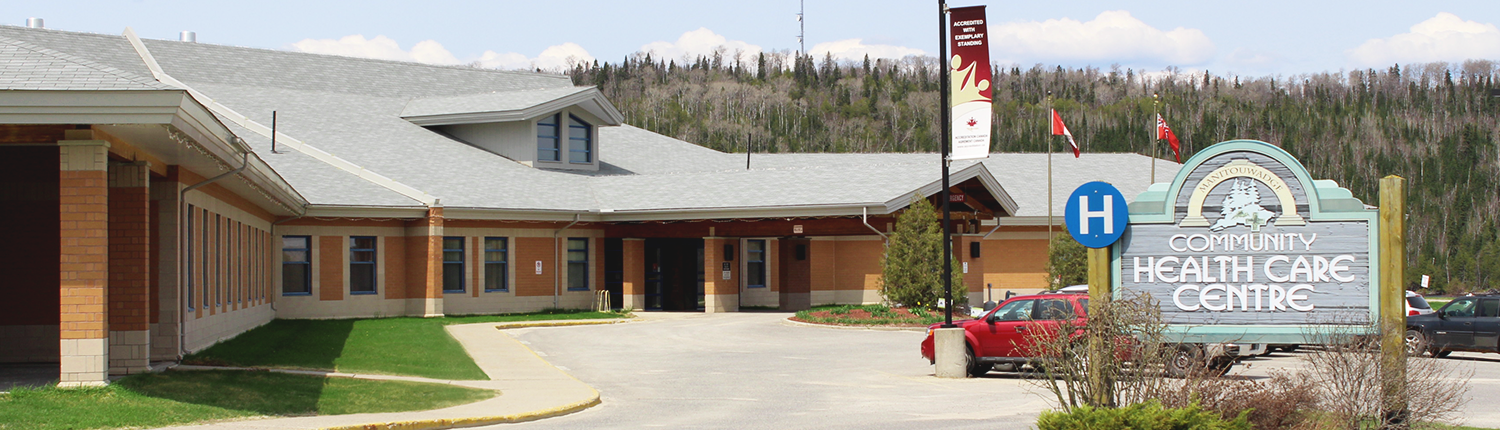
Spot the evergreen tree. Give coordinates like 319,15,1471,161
880,195,967,309
1047,232,1087,289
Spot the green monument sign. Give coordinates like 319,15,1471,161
1117,140,1380,344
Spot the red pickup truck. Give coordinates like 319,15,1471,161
920,293,1260,377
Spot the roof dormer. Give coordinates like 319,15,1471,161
403,86,623,171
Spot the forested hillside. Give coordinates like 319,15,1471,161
567,52,1500,293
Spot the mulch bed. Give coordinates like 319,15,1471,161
790,307,970,327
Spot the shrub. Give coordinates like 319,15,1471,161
1157,372,1320,429
1036,401,1252,430
1046,232,1086,289
879,195,965,309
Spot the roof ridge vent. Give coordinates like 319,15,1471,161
180,31,196,42
26,18,42,29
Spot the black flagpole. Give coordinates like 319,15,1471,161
939,0,954,328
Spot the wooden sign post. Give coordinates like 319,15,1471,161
1379,175,1408,425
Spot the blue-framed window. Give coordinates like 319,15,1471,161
282,235,311,295
537,114,561,162
567,238,589,291
443,237,465,293
484,237,508,292
746,240,766,288
186,205,194,311
350,236,377,295
214,214,222,306
202,210,210,308
234,223,241,304
567,114,592,164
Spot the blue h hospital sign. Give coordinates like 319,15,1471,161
1065,181,1129,249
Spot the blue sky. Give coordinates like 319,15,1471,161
5,0,1498,76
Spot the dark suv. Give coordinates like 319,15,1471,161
1406,295,1500,357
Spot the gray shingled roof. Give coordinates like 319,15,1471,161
401,87,591,118
0,36,172,90
0,25,1178,219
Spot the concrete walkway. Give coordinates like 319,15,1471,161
154,320,617,430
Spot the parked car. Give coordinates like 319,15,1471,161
1406,294,1500,357
919,293,1263,377
1407,290,1434,316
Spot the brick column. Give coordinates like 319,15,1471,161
58,139,109,387
107,161,151,375
703,237,738,313
404,205,443,317
620,239,645,311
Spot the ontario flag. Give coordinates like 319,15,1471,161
1051,109,1080,158
1157,114,1182,162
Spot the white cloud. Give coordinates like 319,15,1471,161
290,35,594,71
639,28,762,64
474,43,594,71
810,39,926,61
988,10,1214,66
290,35,460,65
1347,13,1500,67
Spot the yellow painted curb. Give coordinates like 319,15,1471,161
315,395,601,430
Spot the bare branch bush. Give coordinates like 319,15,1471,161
1023,291,1178,411
1301,322,1471,429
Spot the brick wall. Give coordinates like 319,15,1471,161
319,236,343,301
384,236,406,300
514,237,553,297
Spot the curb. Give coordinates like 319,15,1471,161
780,317,928,332
315,396,601,430
493,319,633,330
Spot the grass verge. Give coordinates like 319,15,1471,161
792,304,954,326
0,370,495,430
186,309,627,380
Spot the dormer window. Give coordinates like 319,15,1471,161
568,114,592,164
537,114,561,162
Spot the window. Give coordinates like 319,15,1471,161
443,237,465,293
350,236,377,295
567,238,589,291
537,114,561,162
202,210,209,308
1036,299,1076,320
1445,298,1479,317
991,299,1036,322
282,236,311,295
484,237,508,292
746,240,766,288
186,205,194,310
214,215,221,306
568,114,592,163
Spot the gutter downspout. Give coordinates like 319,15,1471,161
553,214,582,309
178,152,249,359
981,218,1003,240
862,207,888,245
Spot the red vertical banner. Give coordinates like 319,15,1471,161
949,6,991,161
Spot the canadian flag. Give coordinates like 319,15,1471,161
1051,109,1080,158
1157,114,1182,162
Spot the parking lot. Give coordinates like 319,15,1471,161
485,312,1500,429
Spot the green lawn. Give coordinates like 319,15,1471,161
186,310,627,380
0,370,495,430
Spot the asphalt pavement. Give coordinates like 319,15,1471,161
487,312,1500,429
